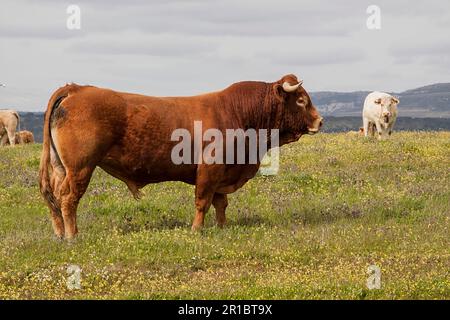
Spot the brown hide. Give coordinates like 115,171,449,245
39,75,322,239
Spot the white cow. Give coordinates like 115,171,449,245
362,91,399,139
0,109,20,146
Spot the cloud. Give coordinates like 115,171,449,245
68,33,218,57
1,0,362,39
390,41,450,58
1,0,450,111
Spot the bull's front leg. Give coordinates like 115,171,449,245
192,183,215,231
374,120,384,140
192,169,215,231
362,117,370,137
387,122,395,137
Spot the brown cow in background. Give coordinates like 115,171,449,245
15,130,35,144
39,74,323,239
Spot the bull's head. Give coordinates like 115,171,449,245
273,74,323,144
374,96,400,123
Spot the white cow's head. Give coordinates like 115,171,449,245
374,96,400,122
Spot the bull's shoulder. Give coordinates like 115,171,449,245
0,110,19,121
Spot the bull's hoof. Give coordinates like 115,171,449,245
52,234,65,242
191,224,203,232
66,236,79,245
65,231,79,243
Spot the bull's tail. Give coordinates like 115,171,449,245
13,111,21,143
39,84,77,213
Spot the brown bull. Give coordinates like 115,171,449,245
39,74,323,239
16,130,35,144
5,130,35,145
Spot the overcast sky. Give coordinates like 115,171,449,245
1,0,449,111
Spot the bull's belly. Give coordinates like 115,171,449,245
99,156,198,186
215,164,260,193
99,157,259,194
98,136,261,192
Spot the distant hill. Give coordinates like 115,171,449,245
17,112,44,142
311,83,450,117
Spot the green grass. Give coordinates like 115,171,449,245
0,132,449,299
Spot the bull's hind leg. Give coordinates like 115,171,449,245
368,122,376,137
6,129,16,146
4,120,17,146
0,133,8,146
59,167,94,239
49,166,66,238
212,193,228,228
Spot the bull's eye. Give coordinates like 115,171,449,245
296,98,306,108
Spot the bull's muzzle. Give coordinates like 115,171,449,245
308,117,323,134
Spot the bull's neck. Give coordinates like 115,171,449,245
220,82,283,131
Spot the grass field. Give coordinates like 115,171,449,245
0,132,449,299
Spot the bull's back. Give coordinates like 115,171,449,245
55,85,241,186
0,110,19,124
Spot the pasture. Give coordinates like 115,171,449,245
0,132,449,299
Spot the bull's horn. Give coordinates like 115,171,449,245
282,80,303,93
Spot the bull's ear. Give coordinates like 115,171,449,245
273,84,285,102
391,97,400,104
374,98,382,104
